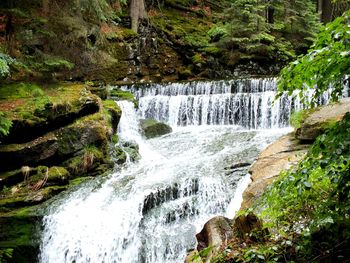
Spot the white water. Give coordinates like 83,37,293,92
127,79,305,128
40,79,312,263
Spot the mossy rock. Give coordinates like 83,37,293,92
109,89,138,108
47,166,70,186
139,119,172,139
0,111,111,172
115,146,127,164
102,100,122,131
0,186,67,212
86,85,108,100
62,144,111,177
0,203,42,263
0,83,100,144
121,141,140,162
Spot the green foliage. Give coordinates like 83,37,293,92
207,25,228,41
0,112,12,138
0,83,44,100
212,0,318,63
192,53,205,64
76,0,127,21
0,53,15,79
43,58,74,72
277,10,350,106
257,112,350,260
0,248,13,262
290,109,314,128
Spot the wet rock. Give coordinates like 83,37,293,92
296,98,350,141
115,147,127,164
241,133,310,209
164,202,199,224
142,179,198,215
121,141,140,162
139,119,172,139
0,186,67,210
195,216,234,261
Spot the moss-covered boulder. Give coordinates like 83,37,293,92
0,83,100,144
139,119,172,139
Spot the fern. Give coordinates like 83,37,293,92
0,111,12,139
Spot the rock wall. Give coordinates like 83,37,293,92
0,83,132,261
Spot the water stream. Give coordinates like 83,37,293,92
39,79,314,263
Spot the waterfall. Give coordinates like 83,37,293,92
121,79,303,129
40,78,307,263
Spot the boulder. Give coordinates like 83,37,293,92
241,133,309,209
296,98,350,141
139,119,172,139
195,216,234,262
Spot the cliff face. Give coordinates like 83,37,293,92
0,82,136,261
0,0,288,84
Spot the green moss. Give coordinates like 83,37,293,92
105,27,138,41
109,89,138,107
103,100,122,115
111,134,119,144
200,46,222,55
63,156,83,176
192,53,206,64
47,166,70,185
115,146,127,164
85,145,104,160
69,177,92,186
0,83,45,100
150,9,212,49
290,108,316,128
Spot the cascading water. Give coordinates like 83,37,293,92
125,79,305,128
39,78,325,263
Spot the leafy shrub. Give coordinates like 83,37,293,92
207,26,228,42
277,10,350,106
258,112,350,260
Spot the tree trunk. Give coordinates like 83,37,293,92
130,0,147,33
